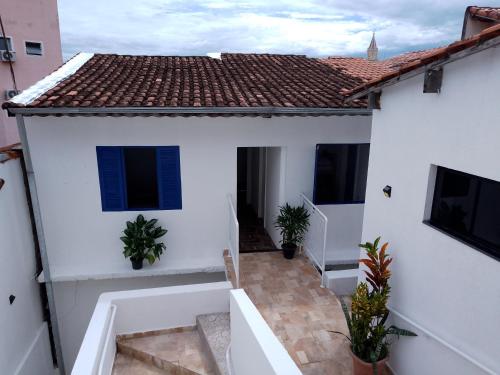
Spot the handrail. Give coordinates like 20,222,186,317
227,194,240,288
389,307,497,375
301,193,328,287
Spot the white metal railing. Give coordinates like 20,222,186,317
301,193,328,287
227,194,240,288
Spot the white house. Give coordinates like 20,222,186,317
3,52,373,372
347,20,500,375
4,6,499,374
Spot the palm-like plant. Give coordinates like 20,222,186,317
120,214,167,267
331,237,417,374
274,203,310,246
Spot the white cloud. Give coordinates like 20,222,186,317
57,0,493,60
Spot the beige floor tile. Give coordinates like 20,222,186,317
237,252,352,374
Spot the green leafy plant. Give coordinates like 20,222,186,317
331,237,417,373
274,203,310,246
120,214,167,265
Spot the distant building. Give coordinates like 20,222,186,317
367,32,378,61
0,0,62,146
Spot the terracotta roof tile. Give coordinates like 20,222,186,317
321,48,441,82
346,23,500,98
3,53,367,113
469,6,500,22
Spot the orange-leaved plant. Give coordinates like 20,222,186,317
330,237,417,375
359,237,392,293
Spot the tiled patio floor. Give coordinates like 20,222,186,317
238,252,352,375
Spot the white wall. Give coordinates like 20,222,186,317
362,46,500,374
264,147,285,245
0,157,53,375
24,115,371,278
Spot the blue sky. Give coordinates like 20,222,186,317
58,1,492,60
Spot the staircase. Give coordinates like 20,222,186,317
113,313,231,375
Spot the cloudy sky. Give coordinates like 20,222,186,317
58,0,491,61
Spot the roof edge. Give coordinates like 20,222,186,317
7,106,372,117
345,27,500,101
7,52,94,107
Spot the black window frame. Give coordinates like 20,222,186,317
427,166,500,261
313,143,370,205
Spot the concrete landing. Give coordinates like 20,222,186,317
116,327,215,375
112,352,168,375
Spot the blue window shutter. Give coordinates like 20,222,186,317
96,147,126,211
157,146,182,210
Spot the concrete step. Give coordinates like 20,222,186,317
325,268,358,296
112,352,169,375
116,326,215,375
196,313,231,375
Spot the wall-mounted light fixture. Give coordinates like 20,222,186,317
0,178,4,191
383,185,392,198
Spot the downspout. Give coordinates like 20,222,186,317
16,114,66,374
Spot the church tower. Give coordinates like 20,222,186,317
367,32,378,61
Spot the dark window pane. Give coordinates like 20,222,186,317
0,37,13,51
313,144,370,204
25,41,42,55
123,148,159,209
471,180,500,249
430,166,500,260
431,168,477,233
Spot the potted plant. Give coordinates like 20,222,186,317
331,237,417,375
274,203,310,259
120,214,168,270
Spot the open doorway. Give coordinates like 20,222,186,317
237,147,282,253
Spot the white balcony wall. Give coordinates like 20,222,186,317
54,272,225,374
74,284,298,375
230,289,302,375
362,46,500,374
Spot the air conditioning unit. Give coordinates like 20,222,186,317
0,50,16,62
5,89,20,100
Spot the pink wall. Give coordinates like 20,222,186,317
0,0,62,146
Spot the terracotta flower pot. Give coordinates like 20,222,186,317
350,351,388,375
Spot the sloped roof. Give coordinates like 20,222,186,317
3,53,368,115
322,48,441,82
346,23,500,99
321,57,391,82
468,6,500,21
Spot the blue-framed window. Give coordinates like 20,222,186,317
313,143,370,205
96,146,182,211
